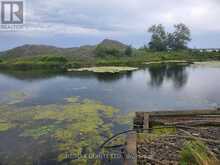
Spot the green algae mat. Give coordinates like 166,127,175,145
0,95,133,165
68,66,138,73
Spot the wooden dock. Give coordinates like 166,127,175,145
124,133,137,165
134,109,220,128
124,108,220,165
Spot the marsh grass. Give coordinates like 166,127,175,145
137,127,176,143
180,140,220,165
1,50,220,70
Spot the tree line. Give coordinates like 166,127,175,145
95,23,191,57
148,23,191,51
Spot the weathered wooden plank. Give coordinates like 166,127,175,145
135,109,220,128
149,109,220,117
134,109,220,165
143,113,149,129
124,133,137,165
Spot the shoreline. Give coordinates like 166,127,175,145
0,59,220,72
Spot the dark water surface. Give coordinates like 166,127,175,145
0,62,220,164
1,63,220,111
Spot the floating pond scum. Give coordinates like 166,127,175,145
0,96,134,164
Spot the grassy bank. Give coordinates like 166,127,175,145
0,50,220,71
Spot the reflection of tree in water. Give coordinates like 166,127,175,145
148,65,167,87
96,71,133,82
148,64,189,88
0,70,63,81
0,70,134,83
66,71,134,82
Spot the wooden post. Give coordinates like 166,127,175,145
143,113,150,130
124,133,137,165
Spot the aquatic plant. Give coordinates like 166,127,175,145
194,61,220,68
64,96,80,103
0,96,123,164
6,91,28,105
20,125,58,139
114,112,134,128
0,122,13,132
68,66,138,73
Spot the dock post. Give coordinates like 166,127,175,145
124,132,137,165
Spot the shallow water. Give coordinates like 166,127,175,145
0,62,220,164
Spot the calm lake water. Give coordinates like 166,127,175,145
1,63,220,111
0,62,220,164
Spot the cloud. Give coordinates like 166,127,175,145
0,0,220,50
22,0,220,33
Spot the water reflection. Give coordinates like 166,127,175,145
0,70,63,81
96,72,133,82
148,63,189,88
1,63,220,165
0,70,134,82
0,64,188,89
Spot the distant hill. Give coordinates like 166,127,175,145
97,39,127,50
95,39,128,57
0,45,64,57
0,39,128,60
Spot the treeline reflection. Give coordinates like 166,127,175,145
0,64,189,89
148,63,189,88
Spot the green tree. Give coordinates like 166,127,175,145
95,45,121,57
148,24,168,51
168,23,191,50
125,45,133,56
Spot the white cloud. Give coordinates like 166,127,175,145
22,0,220,34
1,0,220,49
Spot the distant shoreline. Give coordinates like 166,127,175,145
0,59,220,73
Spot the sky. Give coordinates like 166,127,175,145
0,0,220,51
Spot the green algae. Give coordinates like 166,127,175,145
6,91,29,105
114,112,134,128
144,60,190,65
68,66,138,73
50,99,119,163
64,96,79,103
20,125,58,139
0,122,13,132
0,97,122,164
7,91,26,99
193,61,220,68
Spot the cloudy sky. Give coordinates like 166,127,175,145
0,0,220,51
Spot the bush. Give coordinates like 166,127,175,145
95,45,123,57
39,56,67,63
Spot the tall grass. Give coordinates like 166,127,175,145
180,140,219,165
